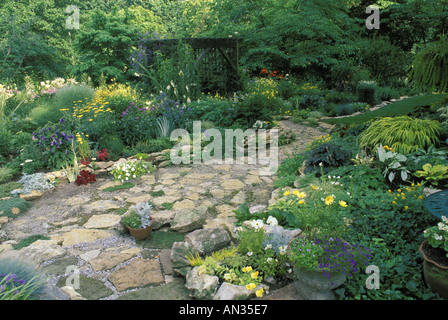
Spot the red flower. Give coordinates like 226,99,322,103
75,170,96,186
80,158,91,165
96,148,109,161
260,68,269,75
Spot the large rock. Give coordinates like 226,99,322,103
108,258,164,291
170,206,208,233
185,227,231,255
213,282,269,300
151,210,177,230
170,241,192,277
185,267,219,300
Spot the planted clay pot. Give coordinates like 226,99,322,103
419,240,448,299
293,267,346,300
127,221,153,240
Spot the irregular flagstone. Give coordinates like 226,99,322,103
152,195,182,206
220,179,245,190
83,214,122,229
83,200,122,212
172,199,195,211
125,193,153,204
108,258,164,291
88,247,140,271
61,229,112,247
97,180,121,191
6,240,66,266
244,175,262,185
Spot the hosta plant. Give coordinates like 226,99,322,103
414,163,448,187
376,144,410,184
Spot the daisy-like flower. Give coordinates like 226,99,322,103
324,195,334,205
339,200,348,207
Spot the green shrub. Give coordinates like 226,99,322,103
359,116,444,155
304,142,352,174
0,120,12,158
98,134,126,160
408,37,448,93
129,137,174,155
357,81,377,106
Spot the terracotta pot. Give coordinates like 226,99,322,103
419,240,448,299
127,221,153,240
293,267,346,300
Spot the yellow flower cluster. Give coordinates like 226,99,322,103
300,83,319,91
383,145,395,152
242,266,264,297
72,99,113,120
388,184,423,211
248,78,279,99
308,134,331,150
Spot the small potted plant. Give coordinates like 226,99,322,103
121,202,153,240
419,215,448,299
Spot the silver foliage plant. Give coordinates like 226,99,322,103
130,201,153,228
10,173,55,196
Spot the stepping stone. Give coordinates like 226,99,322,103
220,179,245,190
83,214,121,229
108,258,164,291
61,229,112,247
88,247,140,271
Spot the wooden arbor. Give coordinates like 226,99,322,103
148,37,242,94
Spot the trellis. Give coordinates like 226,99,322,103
147,37,242,94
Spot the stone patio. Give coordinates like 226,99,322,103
0,120,331,300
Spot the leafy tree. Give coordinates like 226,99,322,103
71,8,140,84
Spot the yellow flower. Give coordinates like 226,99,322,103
418,195,424,200
256,288,264,297
397,189,401,193
283,191,290,196
242,266,252,273
404,206,409,211
324,195,334,206
297,191,307,199
392,201,396,205
339,201,348,207
298,200,304,205
311,184,319,190
246,283,256,290
251,271,259,279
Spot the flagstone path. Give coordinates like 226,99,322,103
0,120,332,300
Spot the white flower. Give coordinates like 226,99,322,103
266,216,278,226
249,219,265,230
247,251,253,256
265,244,273,250
266,257,273,263
435,234,443,241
